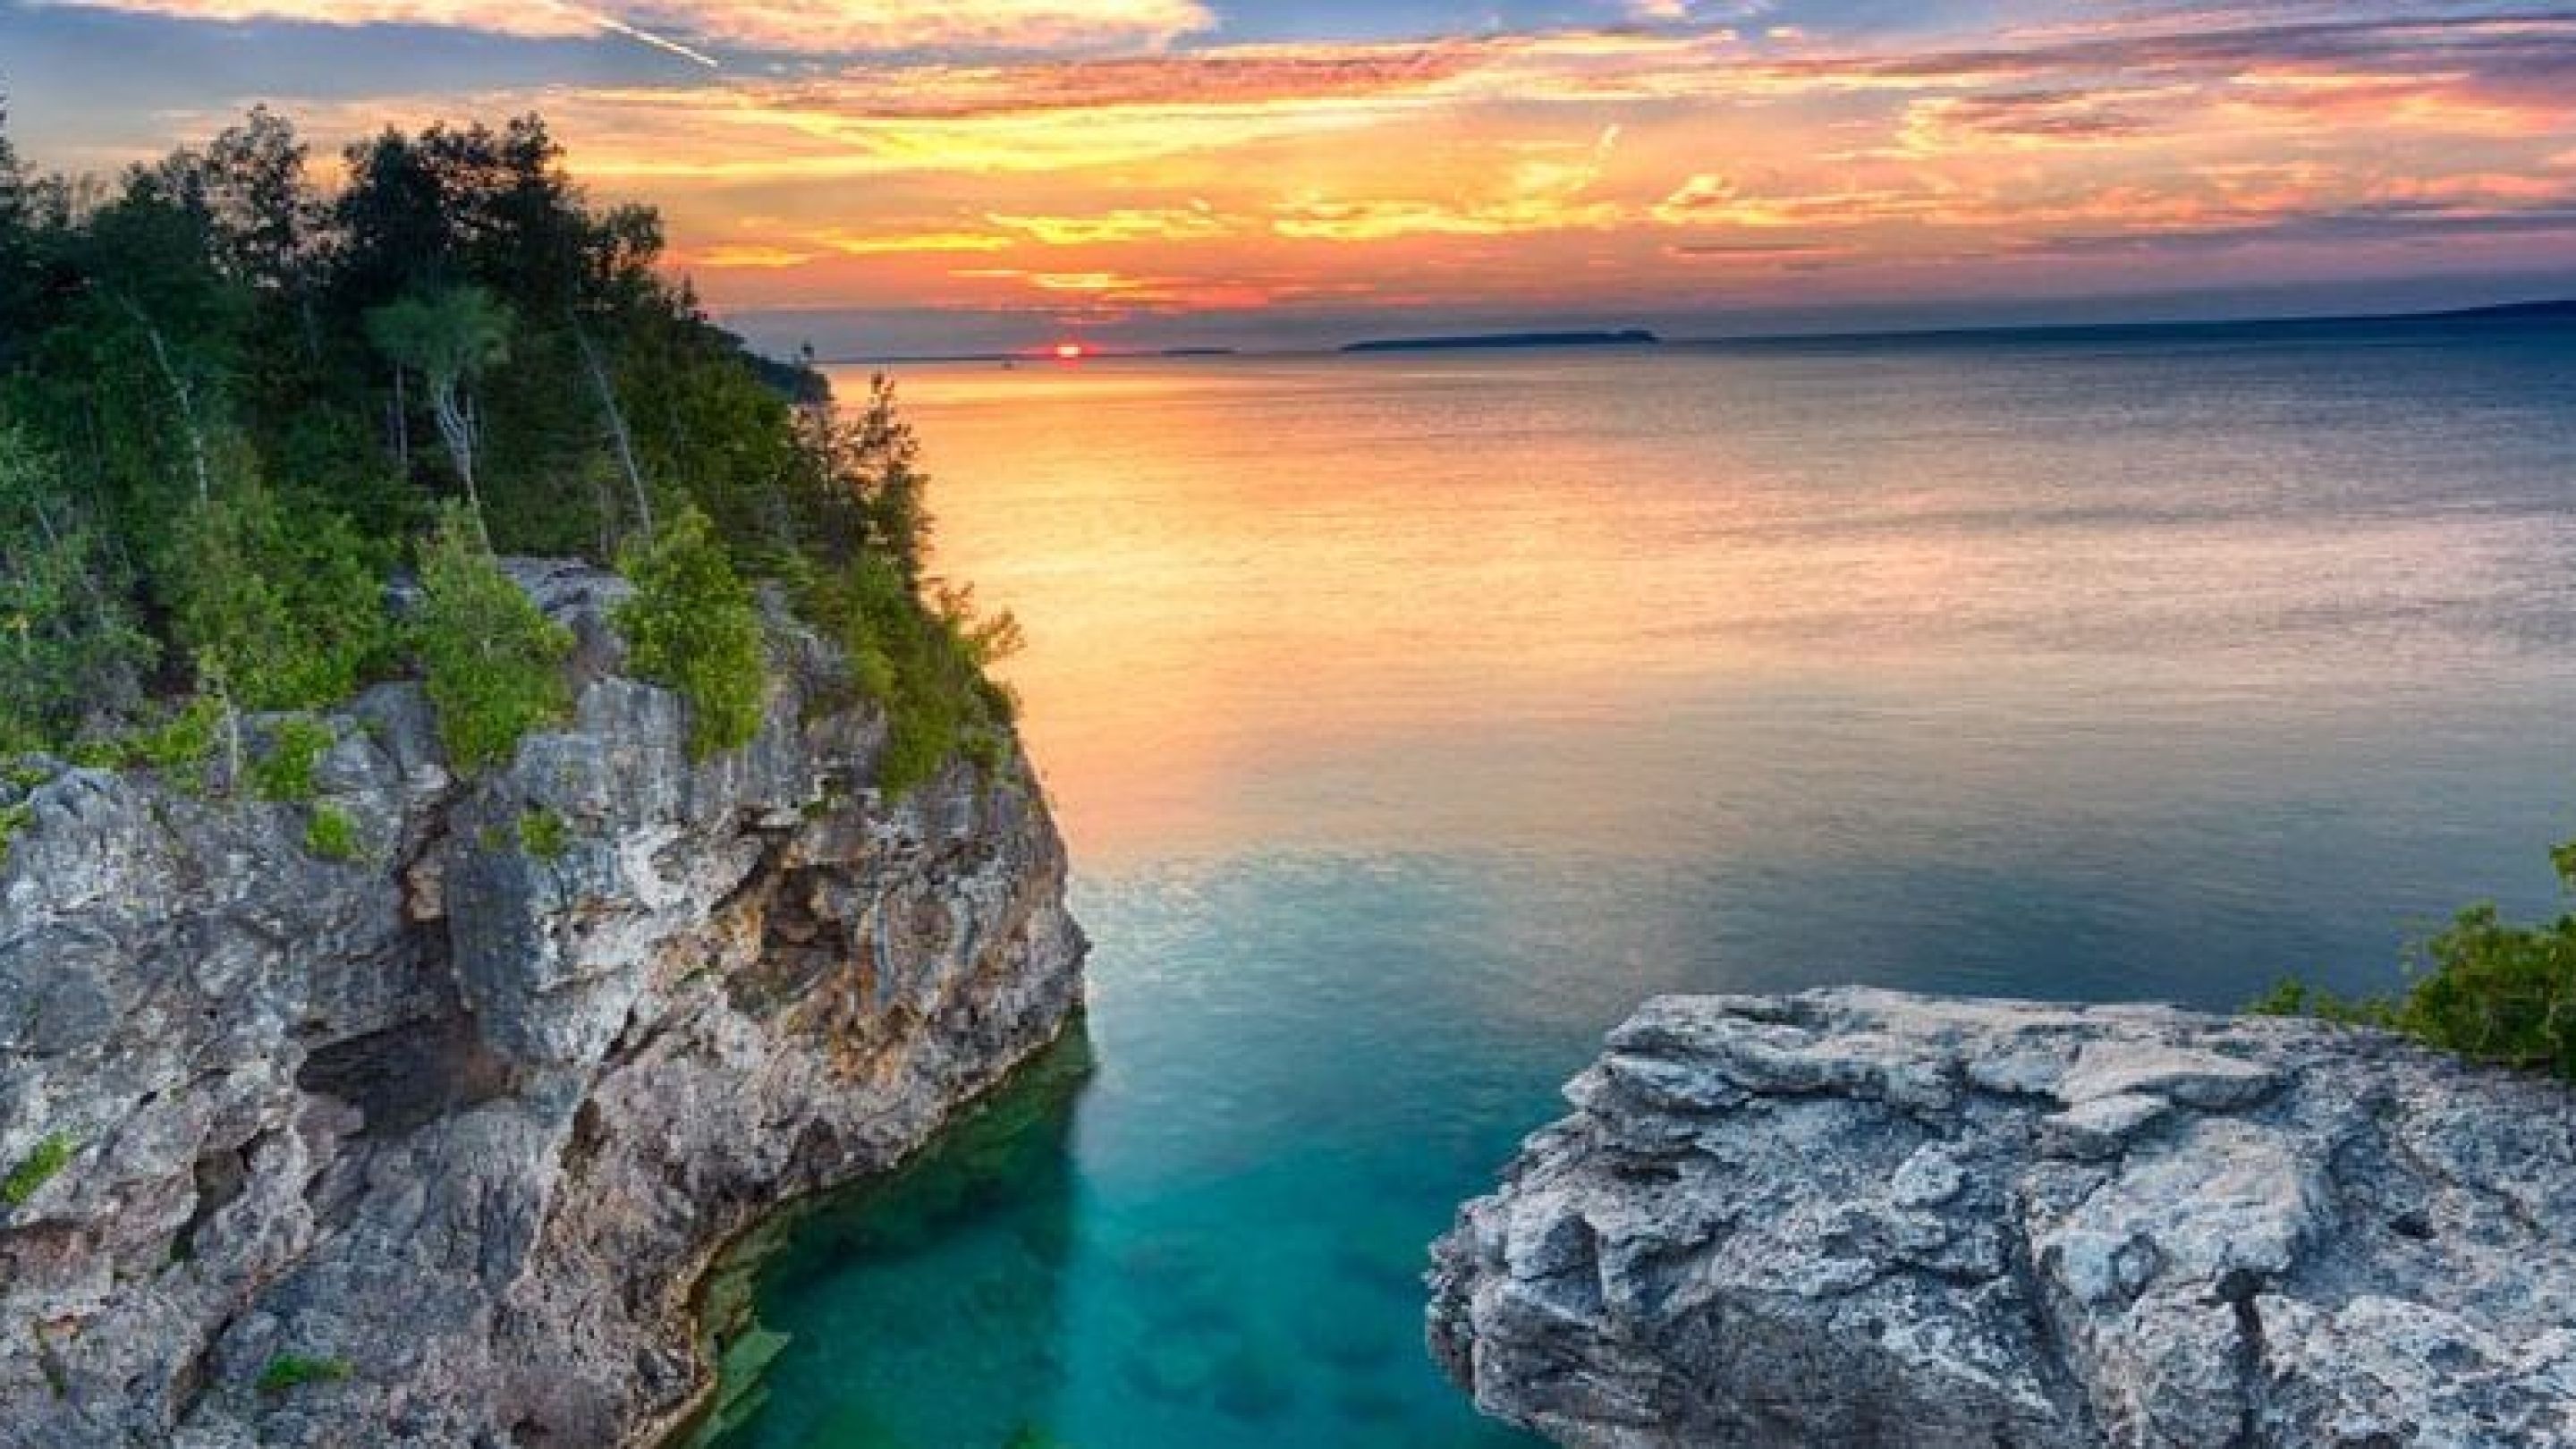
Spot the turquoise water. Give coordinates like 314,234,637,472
705,319,2576,1449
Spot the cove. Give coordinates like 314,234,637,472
696,329,2576,1448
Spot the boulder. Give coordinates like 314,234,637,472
1429,989,2576,1448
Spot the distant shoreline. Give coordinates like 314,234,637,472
1698,297,2576,353
1339,328,1661,355
799,299,2572,367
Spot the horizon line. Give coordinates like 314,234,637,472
792,293,2576,368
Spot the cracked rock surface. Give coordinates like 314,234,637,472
1428,989,2576,1448
0,562,1087,1448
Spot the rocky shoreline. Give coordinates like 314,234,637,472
1429,988,2576,1448
0,563,1087,1448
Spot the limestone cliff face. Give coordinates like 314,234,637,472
1429,989,2576,1449
0,562,1087,1448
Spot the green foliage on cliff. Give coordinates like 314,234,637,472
255,1354,352,1395
0,103,1013,792
2254,840,2576,1081
0,800,30,869
250,716,334,802
414,507,572,774
166,485,394,719
518,805,571,861
78,695,227,794
0,426,157,753
3,1132,72,1207
803,556,1021,797
303,802,361,861
618,507,766,758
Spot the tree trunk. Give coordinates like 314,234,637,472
125,301,210,506
220,691,242,795
390,368,411,470
570,316,651,537
430,380,489,548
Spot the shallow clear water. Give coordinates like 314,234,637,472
705,321,2576,1449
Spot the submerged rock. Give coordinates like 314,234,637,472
1428,989,2576,1448
0,564,1086,1448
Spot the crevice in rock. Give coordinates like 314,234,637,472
708,823,797,923
168,1139,256,1266
733,861,853,1020
2216,1267,2271,1449
1998,1184,2101,1442
296,1013,519,1139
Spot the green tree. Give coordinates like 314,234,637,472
0,426,156,751
31,167,248,527
366,286,511,536
0,102,1012,805
616,292,802,569
617,507,767,758
0,105,35,367
166,481,389,713
786,374,933,586
412,504,571,772
201,106,316,298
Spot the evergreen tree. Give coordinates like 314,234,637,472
0,426,155,751
0,105,34,366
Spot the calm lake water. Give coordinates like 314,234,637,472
705,320,2576,1449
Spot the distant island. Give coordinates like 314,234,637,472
2387,298,2576,325
1341,328,1661,354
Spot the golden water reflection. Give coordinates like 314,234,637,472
841,343,2576,868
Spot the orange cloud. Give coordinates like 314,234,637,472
809,228,1015,255
27,0,1213,55
688,242,823,269
68,6,2576,329
1273,124,1625,241
986,205,1231,245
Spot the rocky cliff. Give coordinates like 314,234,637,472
1429,989,2576,1448
0,562,1087,1448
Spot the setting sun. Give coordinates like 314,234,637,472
1052,342,1087,361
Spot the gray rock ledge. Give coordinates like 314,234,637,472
1428,988,2576,1448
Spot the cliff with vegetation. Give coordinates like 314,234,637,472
0,563,1085,1446
0,104,1084,1446
1428,990,2576,1448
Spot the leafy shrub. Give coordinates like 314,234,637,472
0,427,157,752
250,715,335,801
79,695,228,793
2254,840,2576,1080
304,803,360,862
517,805,570,860
255,1354,352,1394
413,504,572,774
800,556,1020,798
2245,978,2391,1027
0,801,30,869
3,1132,72,1207
166,484,393,714
616,507,766,758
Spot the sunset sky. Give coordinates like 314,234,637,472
4,1,2574,354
